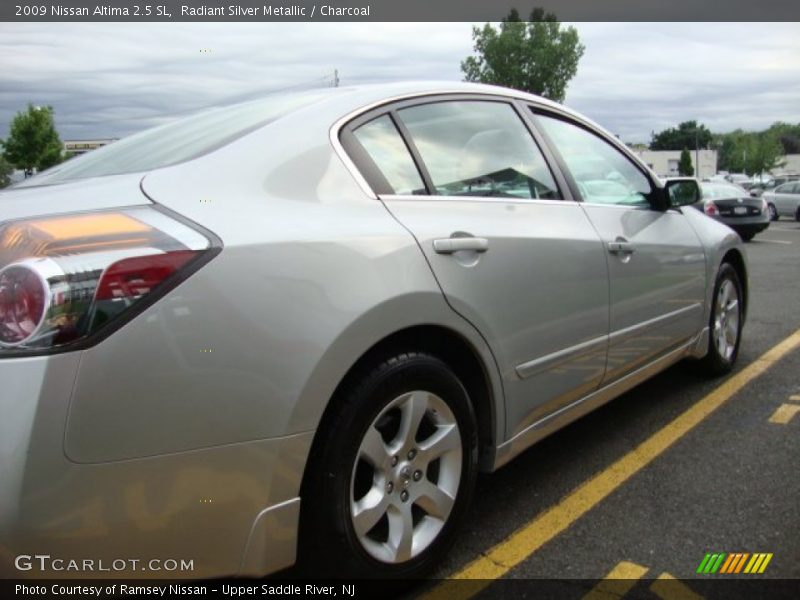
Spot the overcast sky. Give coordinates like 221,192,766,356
1,22,798,144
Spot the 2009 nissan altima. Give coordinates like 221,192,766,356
0,82,747,579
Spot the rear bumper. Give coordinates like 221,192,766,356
731,222,770,235
0,354,312,579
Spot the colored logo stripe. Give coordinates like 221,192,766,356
699,552,773,574
697,553,726,574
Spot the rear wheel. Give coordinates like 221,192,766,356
795,206,800,222
300,352,478,578
739,231,755,242
699,263,743,376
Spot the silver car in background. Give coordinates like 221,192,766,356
762,181,800,221
0,82,747,579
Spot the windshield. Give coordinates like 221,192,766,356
14,89,334,187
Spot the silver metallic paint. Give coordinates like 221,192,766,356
0,82,748,578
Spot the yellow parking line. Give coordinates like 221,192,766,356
650,573,705,600
582,561,649,600
423,329,800,599
769,404,800,424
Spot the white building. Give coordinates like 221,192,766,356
772,154,800,177
64,138,116,156
633,149,718,180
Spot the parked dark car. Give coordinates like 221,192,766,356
688,181,770,241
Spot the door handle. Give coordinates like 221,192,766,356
607,240,636,255
433,237,489,254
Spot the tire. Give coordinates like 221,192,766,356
699,263,743,376
739,231,755,242
300,352,478,578
795,206,800,222
767,203,778,221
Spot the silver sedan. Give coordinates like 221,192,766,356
0,82,747,579
762,181,800,221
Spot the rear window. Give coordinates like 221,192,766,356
15,89,333,187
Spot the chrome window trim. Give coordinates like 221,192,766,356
379,194,575,207
329,89,581,202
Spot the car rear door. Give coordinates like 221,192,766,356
529,109,707,384
340,96,610,441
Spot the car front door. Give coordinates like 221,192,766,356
773,183,800,218
531,111,707,384
341,97,610,441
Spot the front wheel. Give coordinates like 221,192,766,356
699,263,743,376
300,353,478,578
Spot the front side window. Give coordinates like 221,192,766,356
396,101,560,200
536,113,652,207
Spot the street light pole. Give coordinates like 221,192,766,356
695,128,699,179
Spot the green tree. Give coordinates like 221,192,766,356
678,148,694,176
650,120,712,151
1,104,65,175
716,130,785,176
0,153,13,188
764,121,800,154
461,8,585,103
741,135,784,177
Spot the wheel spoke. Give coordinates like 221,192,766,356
395,391,429,449
352,489,388,537
386,504,414,562
716,325,727,355
360,425,390,468
419,423,460,462
415,480,455,520
725,318,738,345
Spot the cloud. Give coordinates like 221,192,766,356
0,22,798,144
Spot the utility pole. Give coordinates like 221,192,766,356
333,69,339,88
695,128,699,179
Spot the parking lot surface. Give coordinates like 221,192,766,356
421,221,800,595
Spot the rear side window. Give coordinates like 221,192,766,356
536,113,652,207
396,101,560,199
352,115,426,195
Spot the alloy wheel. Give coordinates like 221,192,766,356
349,390,462,564
713,278,740,361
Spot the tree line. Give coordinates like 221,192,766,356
649,119,796,177
0,104,67,188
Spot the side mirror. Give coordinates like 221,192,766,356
665,179,700,208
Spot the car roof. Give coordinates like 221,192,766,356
292,80,610,137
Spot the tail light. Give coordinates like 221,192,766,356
704,201,718,217
0,206,219,355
